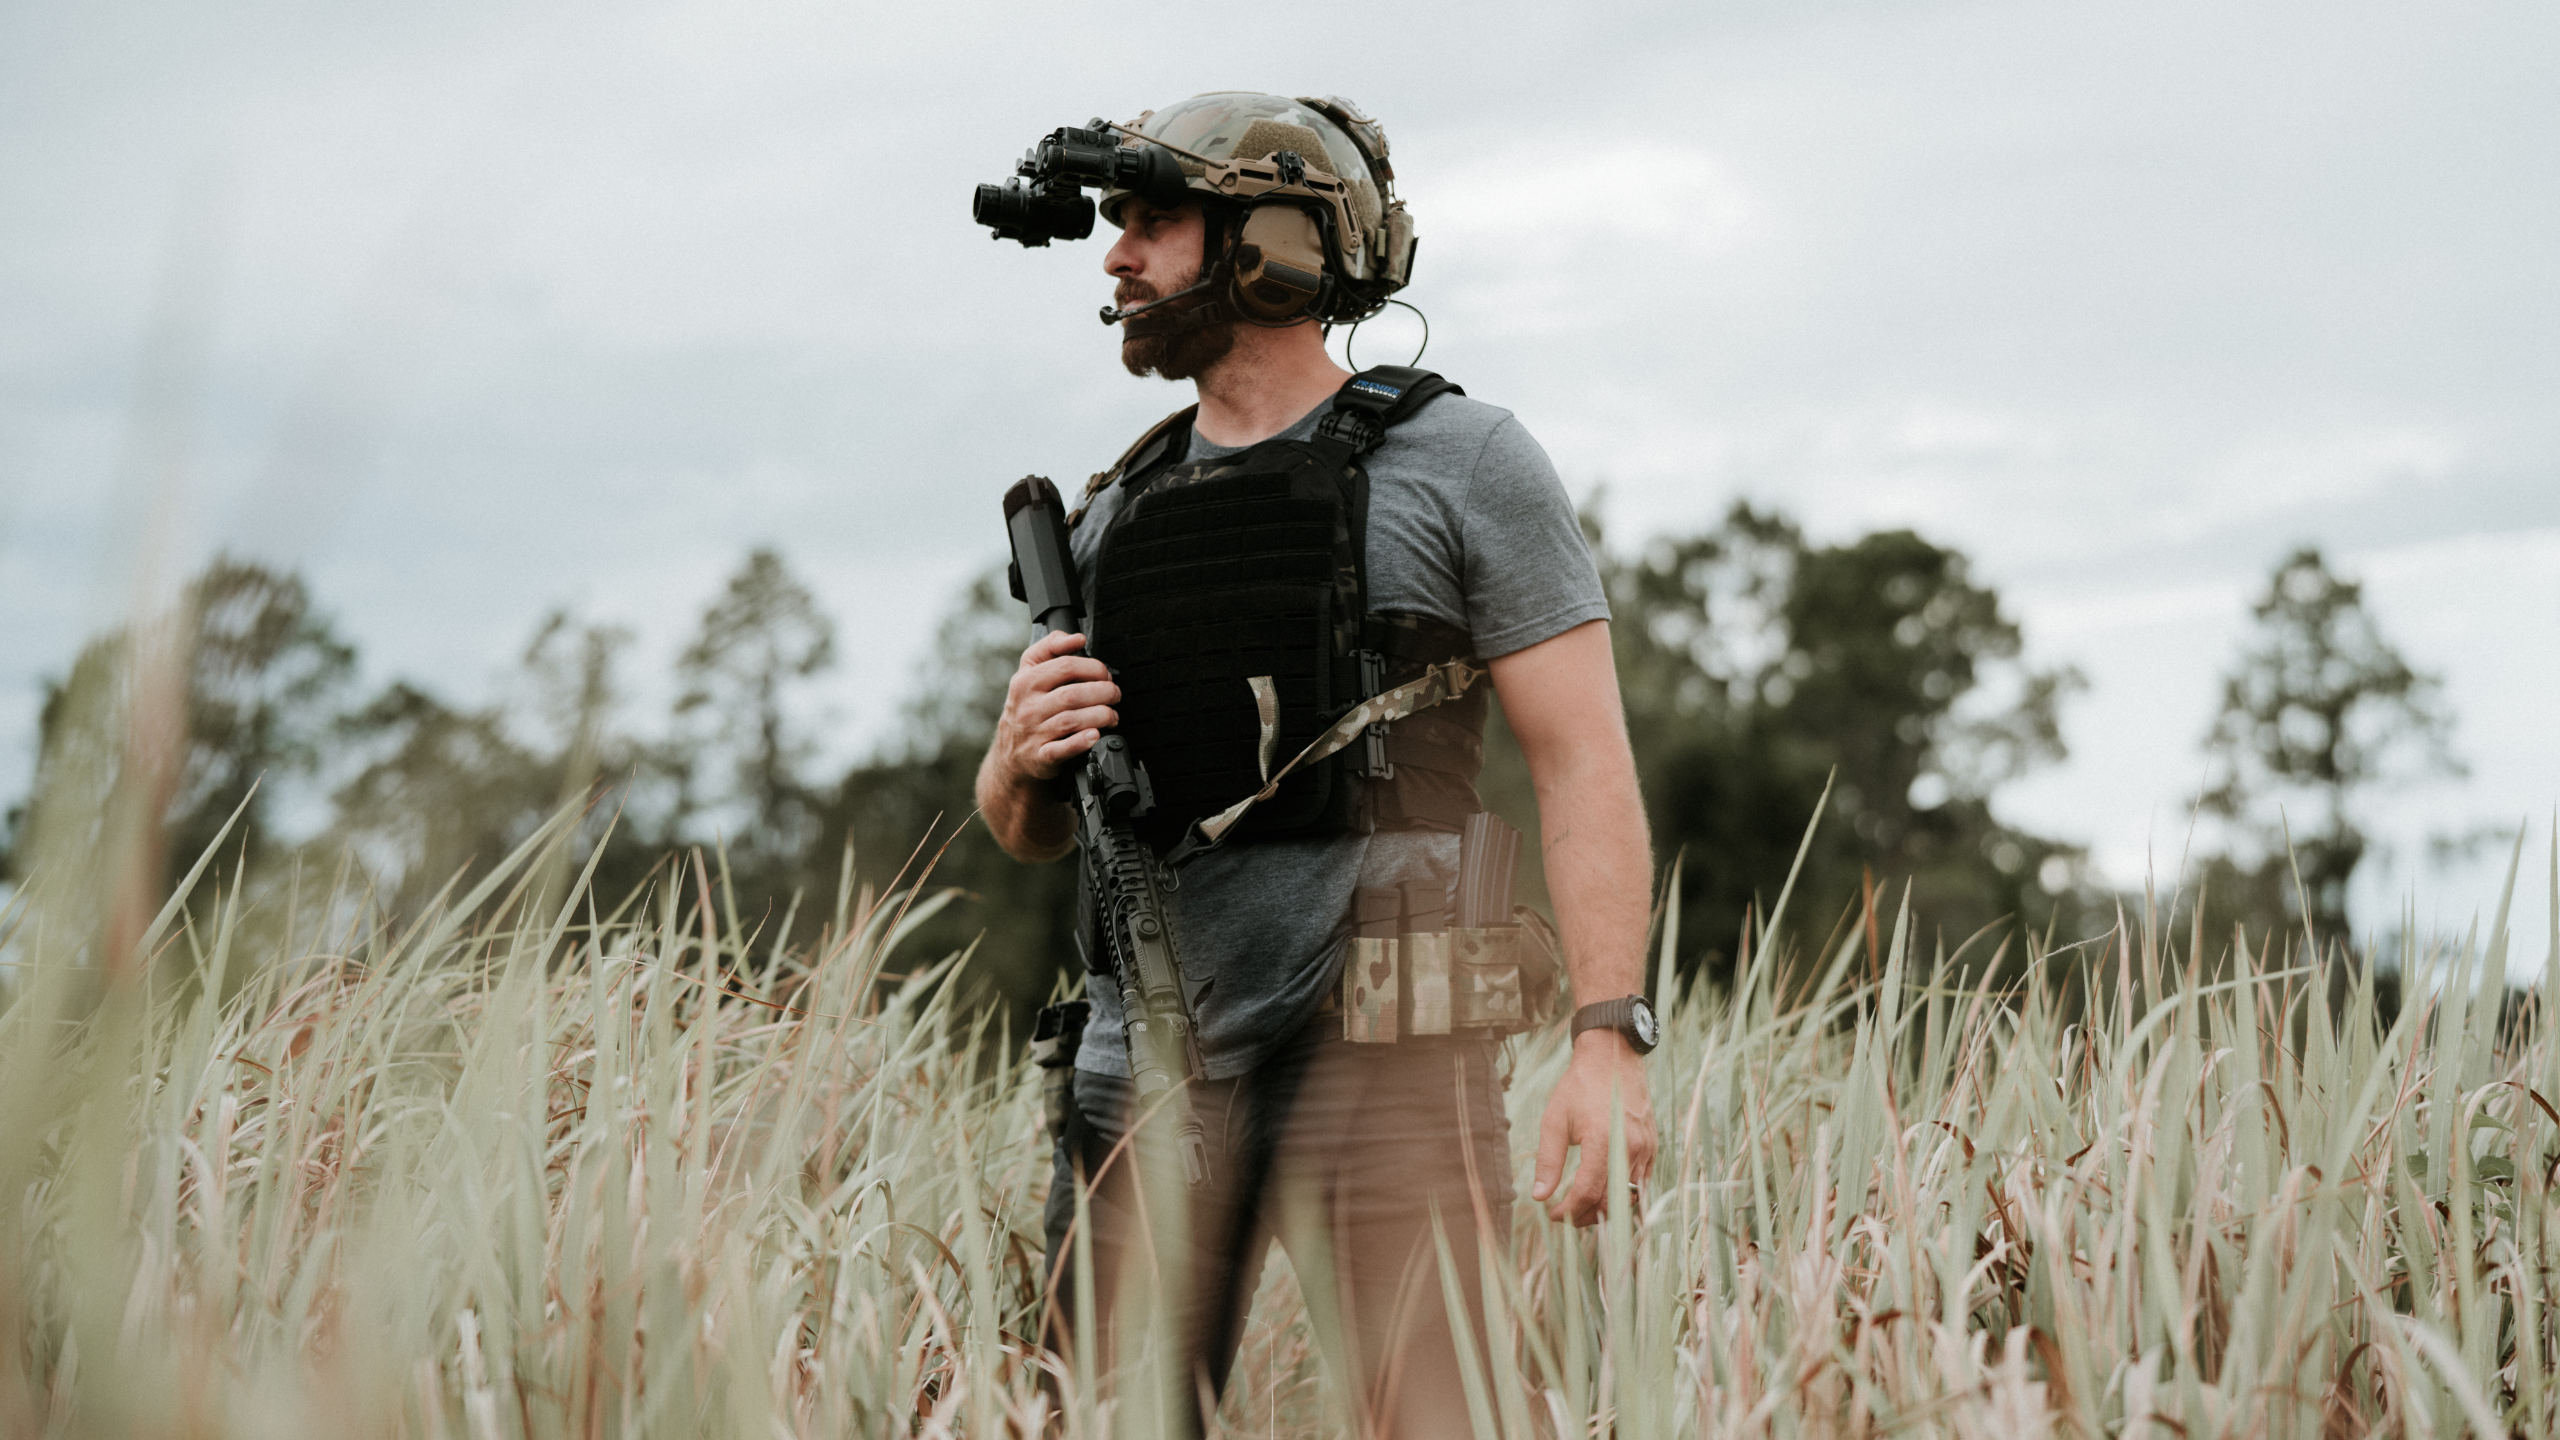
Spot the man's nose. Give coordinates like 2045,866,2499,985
1103,229,1139,277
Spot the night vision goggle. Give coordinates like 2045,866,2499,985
972,122,1189,248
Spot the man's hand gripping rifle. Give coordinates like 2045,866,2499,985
1004,476,1213,1189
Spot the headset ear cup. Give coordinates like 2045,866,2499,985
1232,205,1329,322
1231,271,1320,323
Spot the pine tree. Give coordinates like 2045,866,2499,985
2200,546,2462,943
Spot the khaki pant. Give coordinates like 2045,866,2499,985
1041,1018,1515,1438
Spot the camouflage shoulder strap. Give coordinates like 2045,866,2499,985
1163,658,1484,867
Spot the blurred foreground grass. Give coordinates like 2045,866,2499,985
2,776,2556,1436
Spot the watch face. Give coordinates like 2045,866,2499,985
1631,998,1660,1048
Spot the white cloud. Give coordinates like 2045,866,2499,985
2166,427,2469,541
1426,141,1761,252
1414,138,1764,333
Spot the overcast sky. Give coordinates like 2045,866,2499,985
4,0,2553,951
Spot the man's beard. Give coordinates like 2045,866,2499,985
1116,273,1236,380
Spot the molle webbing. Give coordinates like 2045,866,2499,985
1095,458,1349,846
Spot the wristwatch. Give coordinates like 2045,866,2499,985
1571,995,1660,1055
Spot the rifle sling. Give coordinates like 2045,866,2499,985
1166,658,1484,868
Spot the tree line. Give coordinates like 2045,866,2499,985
0,512,2459,1023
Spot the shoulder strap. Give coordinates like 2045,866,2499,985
1315,367,1463,456
1069,404,1197,526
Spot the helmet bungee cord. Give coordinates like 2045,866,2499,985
973,92,1423,345
1343,297,1430,368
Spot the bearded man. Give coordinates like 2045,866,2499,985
973,93,1659,1437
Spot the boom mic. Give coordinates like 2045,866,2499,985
1097,273,1222,326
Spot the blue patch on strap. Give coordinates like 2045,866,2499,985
1348,379,1404,401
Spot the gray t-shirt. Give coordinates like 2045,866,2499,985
1069,390,1607,1080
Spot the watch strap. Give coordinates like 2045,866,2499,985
1571,996,1651,1052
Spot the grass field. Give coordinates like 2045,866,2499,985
1,788,2554,1437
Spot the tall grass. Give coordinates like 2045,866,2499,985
2,778,2555,1434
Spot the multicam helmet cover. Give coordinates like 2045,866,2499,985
1099,92,1410,293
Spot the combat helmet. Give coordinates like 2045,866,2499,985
973,92,1416,331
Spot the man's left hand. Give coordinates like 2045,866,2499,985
1530,1029,1657,1226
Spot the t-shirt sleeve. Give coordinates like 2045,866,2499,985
1459,416,1611,657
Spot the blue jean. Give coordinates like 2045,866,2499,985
1040,1017,1516,1437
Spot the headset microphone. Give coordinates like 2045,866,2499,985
1098,274,1222,327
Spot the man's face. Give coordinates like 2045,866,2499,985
1105,197,1235,381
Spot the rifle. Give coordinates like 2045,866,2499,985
1003,475,1212,1188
